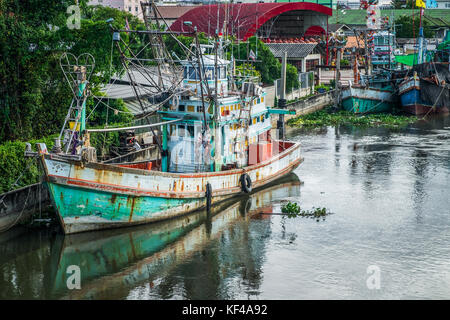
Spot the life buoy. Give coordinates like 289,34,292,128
205,182,212,211
240,173,252,193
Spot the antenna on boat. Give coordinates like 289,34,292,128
56,52,95,154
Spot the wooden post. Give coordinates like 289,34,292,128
335,48,341,107
363,31,369,77
277,51,287,140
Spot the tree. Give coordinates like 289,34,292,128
0,1,140,143
395,15,435,38
391,0,407,9
229,36,298,91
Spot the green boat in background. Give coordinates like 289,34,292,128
341,83,395,114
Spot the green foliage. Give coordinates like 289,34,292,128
314,84,331,92
281,202,301,215
88,125,122,159
281,202,331,219
395,15,435,38
235,63,261,82
86,90,134,126
286,63,299,93
0,128,125,192
163,33,209,60
0,2,140,144
340,59,350,66
287,108,418,128
229,36,298,91
0,135,57,194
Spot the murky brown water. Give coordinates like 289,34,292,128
1,114,450,299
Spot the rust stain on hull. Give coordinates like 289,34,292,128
128,196,136,222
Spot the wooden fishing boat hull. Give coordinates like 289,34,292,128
341,85,394,114
49,175,301,298
398,77,449,115
39,141,302,234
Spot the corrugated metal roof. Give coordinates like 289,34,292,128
98,68,179,116
266,43,317,59
155,5,200,20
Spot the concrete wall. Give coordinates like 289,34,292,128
284,89,336,122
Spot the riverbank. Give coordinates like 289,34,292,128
287,107,418,129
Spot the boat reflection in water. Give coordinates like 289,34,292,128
48,174,301,299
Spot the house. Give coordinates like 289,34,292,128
266,42,322,73
396,38,441,54
328,23,352,36
431,0,450,8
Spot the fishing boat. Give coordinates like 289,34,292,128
27,3,303,234
398,67,450,115
341,83,395,114
47,174,300,299
397,5,450,115
341,31,396,114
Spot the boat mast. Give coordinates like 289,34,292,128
417,6,425,64
213,30,221,172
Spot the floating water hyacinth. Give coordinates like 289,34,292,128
287,108,418,129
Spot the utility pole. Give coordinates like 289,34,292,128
363,31,369,76
214,31,221,172
335,48,341,108
277,51,287,140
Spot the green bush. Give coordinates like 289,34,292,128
0,125,125,193
0,135,57,194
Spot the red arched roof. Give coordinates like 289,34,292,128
170,2,332,41
305,25,326,36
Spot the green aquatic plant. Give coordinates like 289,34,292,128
287,108,418,129
281,202,301,217
281,202,331,220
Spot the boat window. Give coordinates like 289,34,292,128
181,124,190,137
188,67,198,80
261,97,264,103
220,67,226,79
169,124,176,136
179,105,185,112
187,105,195,112
187,125,194,138
205,67,214,80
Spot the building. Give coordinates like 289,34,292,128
432,0,450,8
170,2,332,40
154,5,201,26
266,42,322,72
88,0,145,19
396,38,441,54
328,23,352,36
336,0,392,9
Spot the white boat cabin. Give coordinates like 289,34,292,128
159,53,272,173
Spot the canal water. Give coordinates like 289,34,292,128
1,114,449,299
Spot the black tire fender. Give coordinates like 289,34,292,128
205,182,212,211
240,173,252,193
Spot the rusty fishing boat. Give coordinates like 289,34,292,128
27,2,303,234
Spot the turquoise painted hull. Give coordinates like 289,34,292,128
342,96,392,113
48,182,203,234
48,174,301,298
341,86,394,114
41,140,303,234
